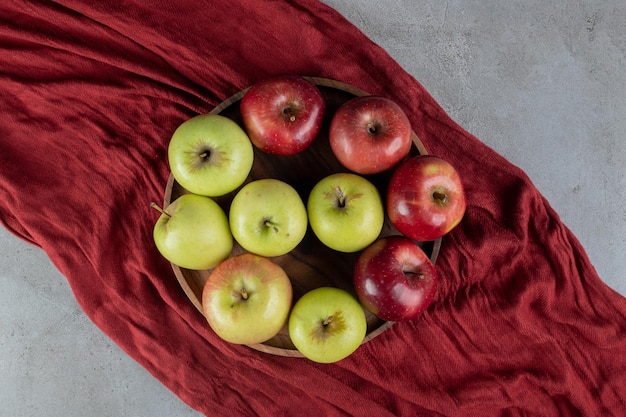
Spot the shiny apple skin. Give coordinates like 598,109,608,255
202,253,293,345
387,155,466,242
240,75,325,155
354,236,437,321
329,96,412,175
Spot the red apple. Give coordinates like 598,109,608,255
329,96,412,174
387,155,466,242
240,75,325,155
353,236,437,321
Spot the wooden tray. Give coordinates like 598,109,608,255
163,77,441,357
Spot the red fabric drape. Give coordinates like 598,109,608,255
1,1,625,415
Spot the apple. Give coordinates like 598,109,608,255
307,173,384,253
387,155,466,242
240,75,325,155
202,253,293,345
329,96,413,175
151,194,232,270
353,236,437,321
288,287,367,363
229,178,308,257
168,113,254,197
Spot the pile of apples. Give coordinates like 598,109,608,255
151,75,466,363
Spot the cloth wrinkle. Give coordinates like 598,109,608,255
1,1,625,416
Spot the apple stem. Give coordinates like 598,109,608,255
432,191,448,205
282,106,296,122
404,270,425,280
264,219,279,234
335,187,346,208
150,202,171,218
240,288,248,300
366,122,378,134
322,315,333,327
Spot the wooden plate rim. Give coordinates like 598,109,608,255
162,77,441,357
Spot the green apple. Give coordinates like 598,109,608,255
307,173,384,253
202,253,293,345
151,193,232,270
168,114,254,197
288,287,367,363
229,179,308,257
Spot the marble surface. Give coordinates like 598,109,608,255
1,1,624,415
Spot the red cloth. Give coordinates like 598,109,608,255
2,1,625,415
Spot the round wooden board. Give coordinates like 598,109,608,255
163,77,441,357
